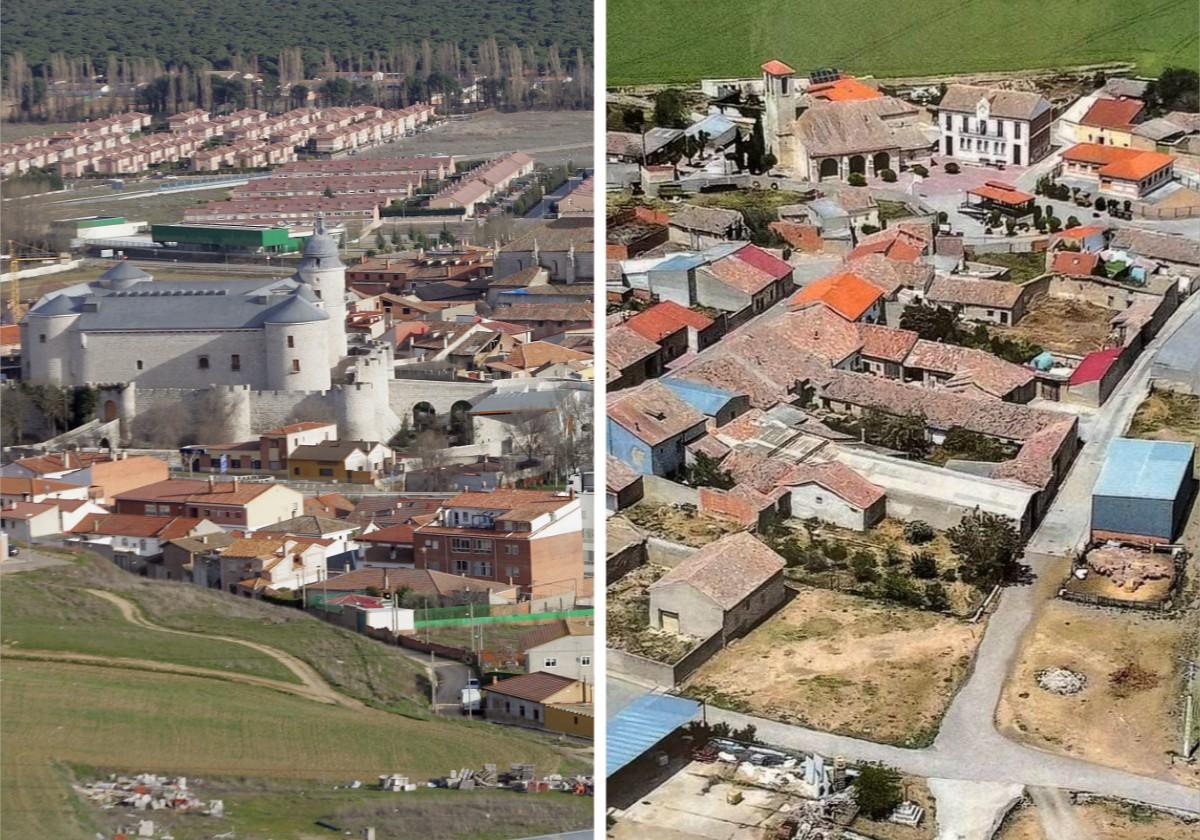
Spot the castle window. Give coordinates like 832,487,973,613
287,335,295,348
230,354,241,371
39,334,46,343
292,359,301,373
198,355,210,370
136,360,144,370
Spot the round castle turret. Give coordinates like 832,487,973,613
22,294,81,384
263,292,331,391
294,218,348,366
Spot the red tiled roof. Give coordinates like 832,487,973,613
967,180,1035,206
857,323,918,363
788,461,885,509
0,324,19,345
761,59,796,76
624,300,714,343
769,221,824,252
71,514,208,539
1056,225,1107,240
445,489,566,511
359,523,415,544
650,531,784,609
0,477,82,496
1080,97,1144,130
1062,143,1174,180
607,379,706,446
807,77,882,102
848,227,927,263
486,671,577,702
264,421,335,436
789,271,883,321
1051,251,1100,276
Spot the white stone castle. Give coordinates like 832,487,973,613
19,220,400,443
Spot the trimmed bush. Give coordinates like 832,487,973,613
879,168,897,182
911,164,929,177
847,172,867,187
944,161,960,174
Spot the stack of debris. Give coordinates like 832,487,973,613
378,774,418,792
1084,543,1176,592
74,774,223,817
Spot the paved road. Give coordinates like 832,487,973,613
706,292,1200,819
392,643,474,715
0,547,71,575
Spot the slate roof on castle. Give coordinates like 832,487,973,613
27,222,345,330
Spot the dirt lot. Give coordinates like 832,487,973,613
686,586,981,747
990,296,1117,355
1128,389,1200,452
607,564,698,664
355,110,592,167
997,597,1200,788
624,502,743,547
998,798,1200,840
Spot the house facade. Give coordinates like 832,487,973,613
937,84,1053,166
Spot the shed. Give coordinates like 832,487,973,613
1091,438,1196,545
606,692,702,777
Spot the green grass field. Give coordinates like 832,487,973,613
0,555,589,837
2,663,586,839
608,0,1200,85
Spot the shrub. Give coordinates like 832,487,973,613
911,164,929,177
911,552,939,579
854,764,904,819
824,542,849,566
1094,197,1107,211
1066,215,1081,229
879,168,897,183
904,520,935,544
944,161,960,174
924,581,951,611
860,223,880,235
847,172,867,187
941,566,958,582
1048,217,1062,233
851,550,880,583
881,571,925,607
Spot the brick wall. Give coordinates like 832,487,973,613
699,486,765,529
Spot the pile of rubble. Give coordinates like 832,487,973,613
708,739,854,801
391,764,592,796
1037,666,1088,695
1084,544,1175,592
74,774,223,817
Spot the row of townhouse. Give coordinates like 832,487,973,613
191,139,299,172
183,193,382,224
231,172,419,202
427,151,536,217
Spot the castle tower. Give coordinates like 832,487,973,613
295,217,348,366
263,293,331,392
761,59,797,161
21,294,81,385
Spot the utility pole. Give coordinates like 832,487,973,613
430,645,437,709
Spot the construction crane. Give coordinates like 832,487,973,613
4,239,56,323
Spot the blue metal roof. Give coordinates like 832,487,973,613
652,253,707,273
661,377,738,416
606,693,701,777
1094,438,1194,501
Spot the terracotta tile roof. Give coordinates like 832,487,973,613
1081,97,1144,130
10,451,113,475
0,324,19,345
925,276,1026,309
0,477,82,496
1062,143,1174,180
1110,228,1200,265
846,252,933,297
1056,224,1107,240
263,421,336,436
625,300,715,342
905,339,1035,399
114,479,280,506
445,488,567,511
789,270,883,320
607,324,662,370
1,501,58,518
937,85,1050,120
496,302,593,323
318,565,512,596
670,204,744,236
605,456,641,494
304,492,355,519
807,77,882,102
848,227,927,263
486,671,577,703
769,304,863,364
70,514,209,539
258,515,357,536
722,449,803,497
769,221,825,252
1051,251,1100,276
857,323,919,363
787,461,885,509
968,181,1035,206
608,379,706,446
761,59,796,76
650,531,785,609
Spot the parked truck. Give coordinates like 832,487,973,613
460,678,482,715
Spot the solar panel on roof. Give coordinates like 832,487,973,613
810,67,840,84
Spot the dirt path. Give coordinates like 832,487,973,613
0,647,348,707
1029,787,1088,840
86,589,363,709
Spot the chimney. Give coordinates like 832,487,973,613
207,476,215,491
